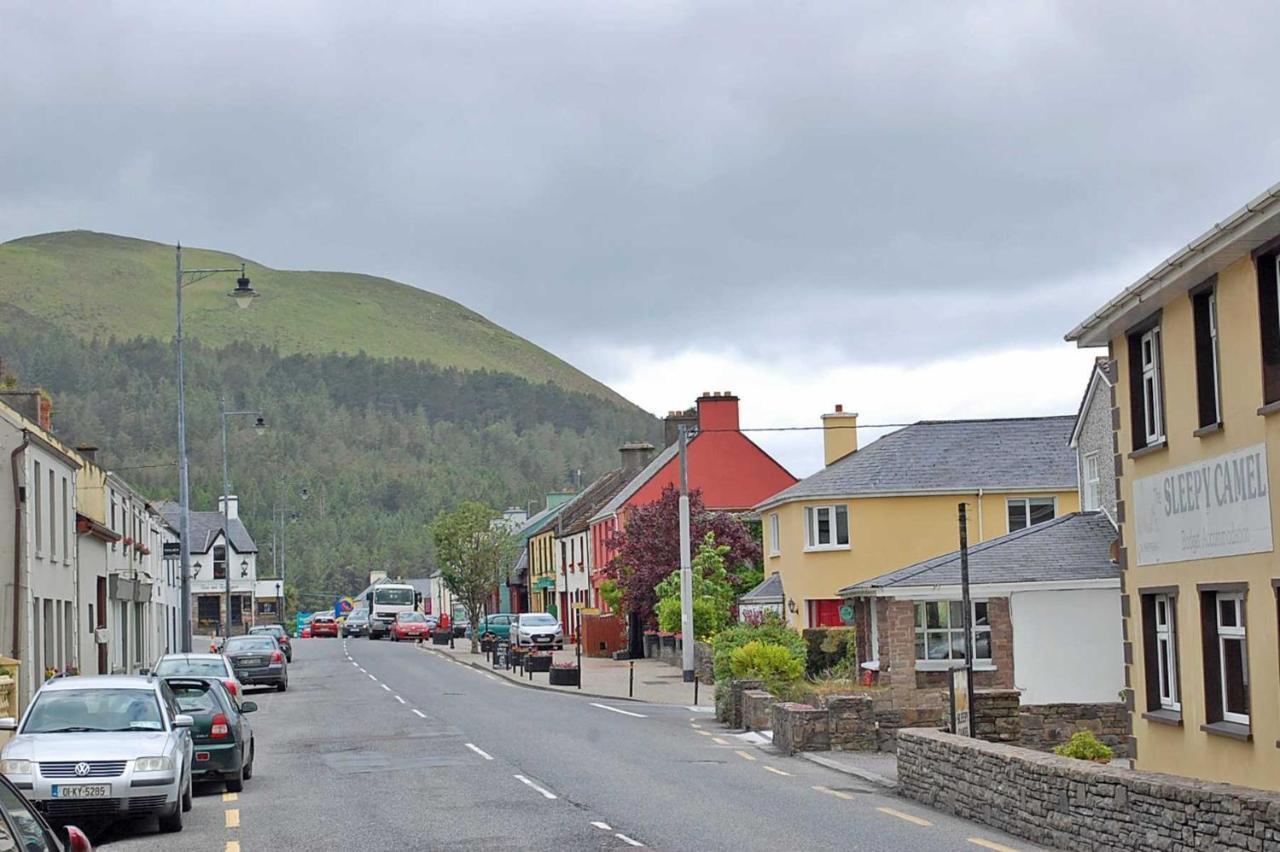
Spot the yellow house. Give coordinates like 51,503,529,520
527,526,558,613
1067,181,1280,791
754,408,1080,629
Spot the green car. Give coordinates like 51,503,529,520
475,613,515,640
166,677,257,793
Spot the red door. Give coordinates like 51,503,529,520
808,599,845,627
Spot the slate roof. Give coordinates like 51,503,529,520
739,572,784,602
155,501,258,555
757,416,1078,510
559,468,632,536
589,440,685,524
510,549,529,585
839,512,1118,594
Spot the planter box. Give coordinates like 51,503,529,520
643,632,659,659
527,655,552,673
549,667,580,687
432,632,451,645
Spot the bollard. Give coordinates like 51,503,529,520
694,676,699,706
629,659,634,698
576,642,582,691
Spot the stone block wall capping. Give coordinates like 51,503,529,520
897,727,1280,852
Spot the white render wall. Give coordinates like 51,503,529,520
1010,587,1124,705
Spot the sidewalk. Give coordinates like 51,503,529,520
420,641,714,708
797,750,898,789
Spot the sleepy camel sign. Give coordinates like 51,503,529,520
1133,443,1274,566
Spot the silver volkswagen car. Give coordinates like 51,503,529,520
0,675,194,833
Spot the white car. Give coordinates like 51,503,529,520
511,613,565,650
0,675,194,833
150,653,245,705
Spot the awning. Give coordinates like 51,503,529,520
532,577,556,592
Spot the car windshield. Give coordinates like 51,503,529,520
349,611,368,622
374,588,415,606
24,688,164,733
521,614,559,627
251,627,284,638
154,658,228,677
171,685,221,716
399,613,426,623
225,637,276,652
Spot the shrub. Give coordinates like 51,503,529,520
730,641,804,693
1052,731,1114,762
801,627,857,676
712,618,807,683
656,595,722,638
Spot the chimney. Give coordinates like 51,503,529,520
696,390,740,432
619,442,655,476
0,390,51,431
663,407,699,448
76,445,99,464
821,404,858,466
218,495,240,521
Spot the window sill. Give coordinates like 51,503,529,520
1193,422,1223,438
1141,709,1182,727
1128,440,1168,460
1257,400,1280,417
913,660,996,672
1200,721,1252,742
803,545,851,554
767,552,781,559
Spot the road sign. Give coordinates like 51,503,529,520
162,542,181,558
950,668,971,737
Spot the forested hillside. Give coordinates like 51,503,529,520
0,319,659,608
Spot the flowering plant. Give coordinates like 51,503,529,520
551,661,579,670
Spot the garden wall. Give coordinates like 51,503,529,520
897,728,1280,851
972,690,1130,757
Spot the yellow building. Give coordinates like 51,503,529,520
527,527,558,613
754,409,1080,629
1067,182,1280,791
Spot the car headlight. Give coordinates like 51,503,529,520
0,760,31,776
135,756,172,773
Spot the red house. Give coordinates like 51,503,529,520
588,391,798,608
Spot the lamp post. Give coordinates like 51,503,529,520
175,245,258,652
273,485,309,622
219,394,266,638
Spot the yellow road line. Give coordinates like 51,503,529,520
690,723,702,729
969,839,1020,852
226,842,240,852
811,784,852,799
734,750,757,761
225,808,240,828
763,766,794,777
695,730,711,736
877,806,932,827
222,792,238,803
712,737,729,745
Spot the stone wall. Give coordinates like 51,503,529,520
898,727,1280,852
655,637,714,684
973,690,1130,757
826,695,876,751
741,689,776,732
772,703,828,755
872,705,947,752
717,678,763,727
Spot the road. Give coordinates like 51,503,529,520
97,636,1043,851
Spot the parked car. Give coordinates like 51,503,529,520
342,609,370,638
452,617,470,638
248,624,292,662
510,612,564,650
389,612,430,642
474,614,513,641
164,678,255,793
150,654,244,705
309,614,339,638
222,635,289,692
300,625,312,638
0,771,93,851
0,675,194,834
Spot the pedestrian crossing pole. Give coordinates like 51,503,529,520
678,425,695,683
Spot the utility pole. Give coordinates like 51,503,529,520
175,245,193,652
958,502,976,736
678,425,694,682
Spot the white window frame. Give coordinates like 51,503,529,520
1006,496,1057,533
1153,593,1179,711
803,504,849,551
1140,327,1165,445
1083,453,1101,513
913,600,992,665
768,513,781,557
1215,592,1249,726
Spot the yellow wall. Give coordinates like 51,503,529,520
767,488,1080,628
1114,255,1280,790
528,529,556,611
75,459,108,525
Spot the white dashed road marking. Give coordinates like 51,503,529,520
589,703,646,718
412,709,426,718
464,743,494,760
381,683,391,692
615,833,644,847
513,774,557,800
591,821,612,831
394,695,405,704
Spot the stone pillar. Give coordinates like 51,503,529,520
772,703,830,755
973,689,1021,743
825,694,876,751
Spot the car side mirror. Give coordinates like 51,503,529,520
173,714,194,728
61,826,92,852
0,718,15,731
240,701,258,714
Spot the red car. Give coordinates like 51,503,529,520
310,614,339,638
390,612,431,642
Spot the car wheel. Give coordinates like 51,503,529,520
277,679,288,692
243,742,254,780
226,760,245,793
181,773,193,812
159,800,184,833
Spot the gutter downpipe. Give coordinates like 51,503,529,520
977,488,984,542
10,435,29,705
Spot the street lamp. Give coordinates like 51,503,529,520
220,394,266,638
175,246,260,652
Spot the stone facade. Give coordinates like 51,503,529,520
1075,360,1117,519
741,689,776,732
766,694,878,754
826,695,877,751
898,727,1280,851
716,678,763,728
972,690,1130,757
771,703,829,755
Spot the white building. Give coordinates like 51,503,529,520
158,496,259,638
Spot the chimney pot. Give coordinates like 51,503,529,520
835,404,843,413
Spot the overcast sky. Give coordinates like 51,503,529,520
4,2,1279,476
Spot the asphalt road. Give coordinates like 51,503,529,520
95,636,1045,852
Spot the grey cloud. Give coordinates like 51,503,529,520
2,2,1278,368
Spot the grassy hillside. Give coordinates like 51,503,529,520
0,230,624,403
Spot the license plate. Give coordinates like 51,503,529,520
239,658,262,667
534,636,551,643
52,785,110,799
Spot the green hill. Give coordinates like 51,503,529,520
0,230,624,402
